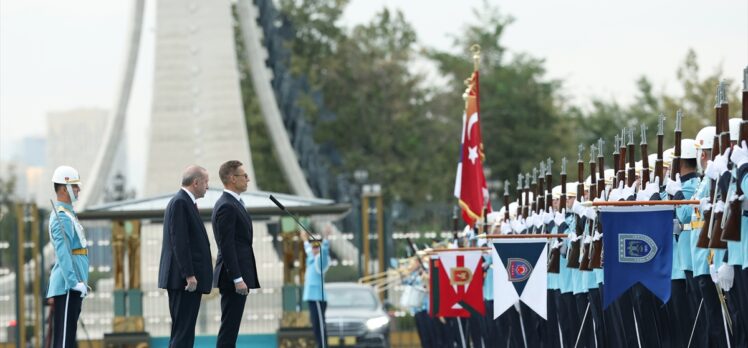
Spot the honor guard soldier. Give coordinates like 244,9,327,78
302,231,330,348
48,165,89,348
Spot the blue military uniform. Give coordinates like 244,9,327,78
304,239,330,348
48,200,89,348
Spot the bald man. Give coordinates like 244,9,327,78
158,165,213,347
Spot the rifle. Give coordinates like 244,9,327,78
723,68,748,242
405,237,428,272
531,168,540,232
641,124,650,189
613,135,621,189
548,157,567,274
546,158,554,213
452,206,461,247
709,82,729,249
697,122,719,248
537,163,546,226
568,145,585,269
503,180,511,222
580,144,597,271
670,110,683,198
590,139,605,269
627,128,637,187
655,113,666,184
516,174,524,220
618,129,627,186
524,172,531,221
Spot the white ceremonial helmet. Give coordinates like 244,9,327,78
681,138,698,159
565,182,578,197
695,126,716,151
551,185,562,199
729,118,741,142
52,165,82,203
663,148,674,168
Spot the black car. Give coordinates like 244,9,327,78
325,283,390,347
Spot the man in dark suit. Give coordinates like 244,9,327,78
212,160,261,347
158,165,213,348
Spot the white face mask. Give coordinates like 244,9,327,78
66,184,78,204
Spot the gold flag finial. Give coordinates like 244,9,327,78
470,44,481,71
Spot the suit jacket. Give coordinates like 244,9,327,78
211,191,261,289
158,189,213,293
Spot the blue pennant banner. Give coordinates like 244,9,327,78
600,205,674,308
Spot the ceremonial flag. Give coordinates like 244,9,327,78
492,239,548,319
599,206,673,308
429,250,485,317
454,71,489,227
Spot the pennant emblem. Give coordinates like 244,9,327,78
508,258,533,282
619,234,658,263
451,267,473,286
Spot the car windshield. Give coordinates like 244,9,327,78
326,287,378,310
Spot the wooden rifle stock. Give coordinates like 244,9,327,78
548,166,567,274
567,159,584,269
709,97,730,249
591,142,605,269
580,152,597,271
723,71,748,242
697,133,720,248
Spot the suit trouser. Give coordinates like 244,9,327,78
631,283,662,347
725,265,746,347
468,305,484,348
52,291,83,348
559,292,580,348
167,289,202,348
587,288,605,348
415,310,435,348
308,301,328,348
666,279,690,348
217,287,248,347
695,274,728,347
545,290,561,348
574,292,595,348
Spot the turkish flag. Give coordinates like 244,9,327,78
454,71,489,226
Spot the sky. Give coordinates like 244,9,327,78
1,0,746,188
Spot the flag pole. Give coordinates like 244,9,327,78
583,199,698,206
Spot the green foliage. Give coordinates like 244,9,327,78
237,1,744,228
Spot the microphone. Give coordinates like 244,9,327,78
269,194,286,211
268,194,317,241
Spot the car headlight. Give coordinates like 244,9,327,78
365,315,389,331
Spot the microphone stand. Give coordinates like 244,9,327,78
269,195,328,346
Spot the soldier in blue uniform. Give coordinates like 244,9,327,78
47,165,89,348
302,230,330,348
664,138,701,347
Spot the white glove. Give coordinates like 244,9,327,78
534,213,543,228
717,264,734,291
699,197,712,214
571,200,585,216
584,207,597,221
705,149,730,180
637,177,660,201
543,210,553,225
608,182,624,201
500,221,512,234
73,282,88,298
553,210,565,226
665,174,682,196
714,200,725,214
710,264,719,283
621,181,636,199
510,218,524,233
730,140,748,168
592,230,602,241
